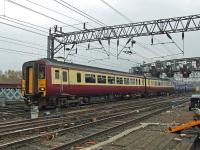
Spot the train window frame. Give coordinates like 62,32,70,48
108,76,115,84
55,70,59,79
85,73,96,83
38,64,45,79
62,71,67,82
77,72,81,83
130,78,135,85
124,78,129,85
97,75,106,84
116,77,123,84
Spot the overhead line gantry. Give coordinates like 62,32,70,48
47,14,200,59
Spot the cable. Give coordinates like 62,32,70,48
99,0,159,59
72,54,131,69
6,0,81,30
0,39,46,51
135,41,162,56
54,0,106,26
52,0,158,64
0,16,48,33
0,21,47,36
52,0,149,62
3,15,48,30
0,47,44,55
100,0,133,23
78,43,142,63
0,35,45,47
24,0,86,25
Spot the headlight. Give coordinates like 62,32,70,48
39,87,45,91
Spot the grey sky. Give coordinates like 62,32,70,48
0,0,199,72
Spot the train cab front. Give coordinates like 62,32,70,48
22,60,46,106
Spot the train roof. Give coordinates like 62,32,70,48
43,58,141,76
28,58,170,80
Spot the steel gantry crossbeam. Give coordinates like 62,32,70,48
48,14,200,59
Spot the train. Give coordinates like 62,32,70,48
22,58,193,108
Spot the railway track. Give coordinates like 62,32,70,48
50,105,172,150
0,95,188,149
0,95,183,138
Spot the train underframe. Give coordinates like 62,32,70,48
24,90,172,109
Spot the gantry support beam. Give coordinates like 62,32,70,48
48,14,200,59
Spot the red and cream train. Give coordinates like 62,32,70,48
22,58,175,107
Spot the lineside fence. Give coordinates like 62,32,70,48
0,84,23,101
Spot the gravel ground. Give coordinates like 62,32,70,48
102,102,197,150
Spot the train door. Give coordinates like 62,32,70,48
28,67,33,94
25,66,33,94
60,68,69,94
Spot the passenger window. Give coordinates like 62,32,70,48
139,79,140,85
117,77,123,84
136,79,138,85
85,74,96,83
98,75,106,84
77,73,81,83
108,76,115,84
62,71,67,82
55,70,59,79
124,78,129,85
130,79,135,85
38,64,45,79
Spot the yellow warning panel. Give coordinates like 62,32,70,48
29,67,33,94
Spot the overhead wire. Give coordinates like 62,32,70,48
0,39,46,51
99,0,169,58
59,43,139,68
0,47,45,56
54,0,106,26
0,35,45,47
6,0,82,30
3,15,48,30
0,16,48,33
100,0,133,23
4,0,151,65
77,43,142,64
0,21,47,36
24,0,87,25
50,0,148,62
71,53,132,70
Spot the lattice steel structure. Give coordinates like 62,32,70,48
0,84,23,101
129,57,200,78
48,14,200,59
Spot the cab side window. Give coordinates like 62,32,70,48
55,70,59,79
38,64,45,79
